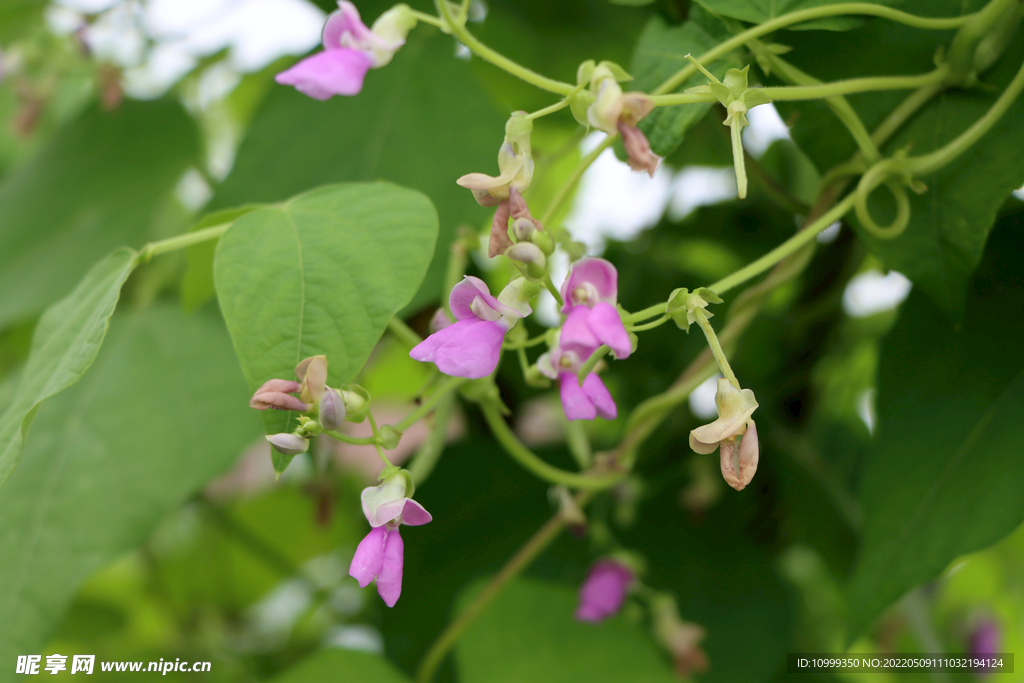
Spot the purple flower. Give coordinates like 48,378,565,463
558,258,632,360
410,277,530,379
349,472,431,607
249,378,309,412
539,344,617,421
575,560,633,623
275,2,415,100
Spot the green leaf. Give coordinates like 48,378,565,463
206,29,502,312
774,0,1022,313
0,99,199,327
610,0,656,5
0,306,257,663
0,248,136,489
847,218,1024,638
629,17,736,157
180,205,263,311
270,649,411,683
456,577,678,682
213,183,437,468
693,0,888,30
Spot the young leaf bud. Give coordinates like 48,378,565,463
266,433,309,455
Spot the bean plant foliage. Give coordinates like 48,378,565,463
0,0,1022,681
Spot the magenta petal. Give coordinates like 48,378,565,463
349,526,386,588
401,499,433,526
582,373,617,420
410,319,469,363
588,302,631,359
575,561,632,623
376,527,404,607
561,257,619,313
449,276,498,320
560,306,600,355
433,319,506,379
322,2,373,50
559,372,596,421
275,49,373,100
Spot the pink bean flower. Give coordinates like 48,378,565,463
575,559,634,623
349,472,431,607
410,277,530,379
538,339,617,421
275,2,415,100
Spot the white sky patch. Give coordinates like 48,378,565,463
842,269,912,317
743,103,790,158
857,388,876,435
57,0,121,13
324,625,384,653
1014,184,1024,201
668,166,737,221
816,220,842,244
689,374,722,420
563,132,674,252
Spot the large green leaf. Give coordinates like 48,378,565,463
206,28,502,312
774,0,1024,313
0,306,257,671
693,0,892,29
0,248,136,489
0,99,199,327
846,217,1024,638
213,183,437,460
630,17,732,157
271,649,411,683
180,205,264,311
456,578,679,683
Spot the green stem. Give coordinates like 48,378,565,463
540,135,615,227
576,345,609,386
503,333,549,350
323,430,379,445
408,9,445,28
137,222,231,262
654,3,976,95
627,315,669,332
443,239,469,318
407,392,457,486
395,375,468,433
692,308,737,384
708,193,857,295
415,490,596,683
434,0,573,95
730,120,748,199
479,402,624,489
543,274,564,308
564,420,592,469
622,302,667,324
527,98,572,120
388,317,423,349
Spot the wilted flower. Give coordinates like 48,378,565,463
575,559,634,623
651,596,709,678
349,471,431,607
275,2,416,100
689,379,759,491
410,276,530,379
457,112,534,207
249,379,309,412
586,65,660,176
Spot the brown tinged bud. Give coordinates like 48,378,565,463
617,122,660,177
250,379,310,412
318,387,346,431
266,433,309,455
720,419,759,491
488,200,513,258
295,355,328,405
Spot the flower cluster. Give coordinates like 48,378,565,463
275,1,416,100
349,470,431,607
538,258,631,421
585,63,660,176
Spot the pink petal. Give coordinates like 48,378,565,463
560,372,596,421
322,1,373,50
249,391,310,412
588,302,631,359
275,49,373,100
349,526,386,587
256,379,303,394
560,258,619,314
376,527,404,607
560,306,599,355
433,319,506,379
429,308,454,333
582,373,617,420
401,499,433,526
449,276,518,321
575,560,632,623
410,319,506,379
